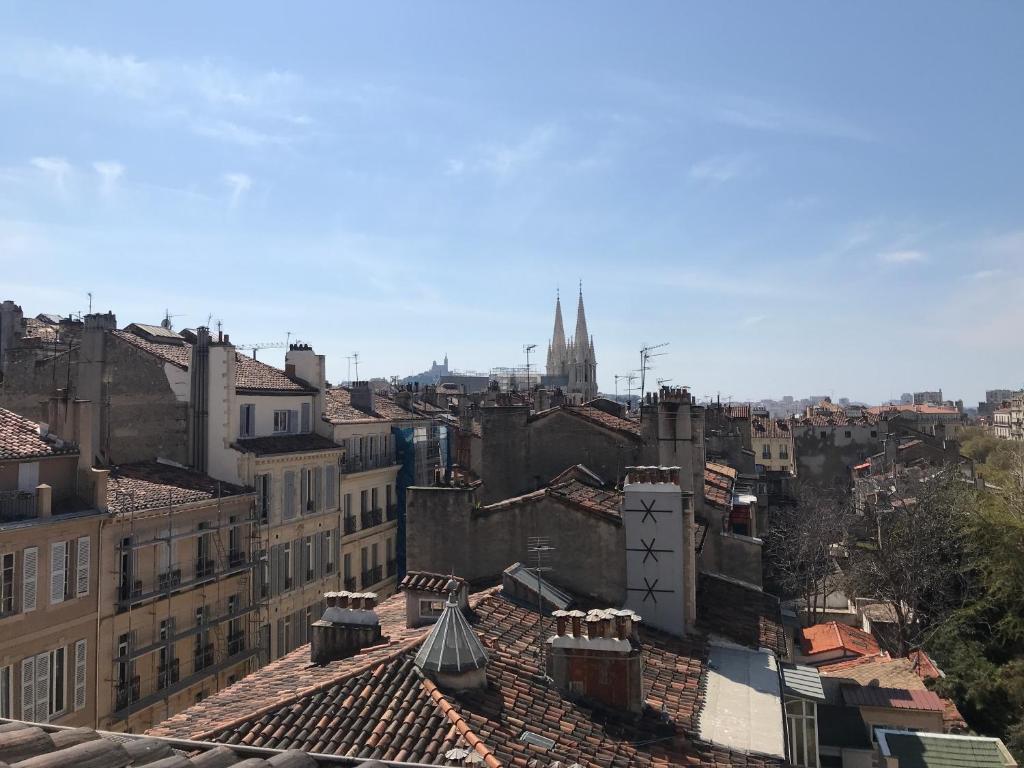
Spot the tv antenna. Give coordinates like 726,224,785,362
235,342,287,361
639,342,669,421
87,292,93,314
352,352,360,381
160,309,182,331
615,373,638,403
527,536,555,680
523,344,536,393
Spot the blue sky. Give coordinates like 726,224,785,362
1,2,1021,405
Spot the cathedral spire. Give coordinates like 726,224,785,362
547,292,567,376
574,285,590,363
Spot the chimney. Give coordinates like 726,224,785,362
36,484,52,518
91,468,110,512
350,381,375,414
189,327,211,474
623,466,695,637
394,386,413,411
310,591,383,665
547,608,645,713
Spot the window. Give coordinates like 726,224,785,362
343,553,352,582
780,443,789,460
371,543,379,569
420,599,444,617
360,547,368,575
22,547,37,613
819,431,827,439
283,543,292,590
871,430,878,438
256,474,271,523
239,404,255,438
371,487,379,510
49,541,69,605
48,647,65,718
360,490,368,514
761,444,771,460
273,410,291,434
305,537,314,582
283,471,296,519
844,430,852,438
325,465,337,510
75,537,90,597
0,665,11,718
785,698,819,768
344,493,352,517
1,553,14,615
325,531,335,573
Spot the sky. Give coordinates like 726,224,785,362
1,2,1022,406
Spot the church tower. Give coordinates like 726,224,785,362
546,287,597,404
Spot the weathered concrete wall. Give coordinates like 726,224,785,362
718,533,763,587
406,485,626,604
478,405,652,504
793,423,886,490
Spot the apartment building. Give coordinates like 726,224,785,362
323,383,423,599
751,412,796,474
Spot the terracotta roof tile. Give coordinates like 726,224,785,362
800,621,880,657
0,407,79,460
751,416,793,439
529,405,642,439
399,571,468,594
323,388,423,424
840,684,946,712
106,462,249,515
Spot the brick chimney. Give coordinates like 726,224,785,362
547,608,645,713
394,385,413,411
350,381,375,415
310,591,383,664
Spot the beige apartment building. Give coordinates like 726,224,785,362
323,383,426,599
751,413,797,474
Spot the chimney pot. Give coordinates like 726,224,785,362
569,610,584,636
553,610,568,636
36,484,52,518
338,591,351,608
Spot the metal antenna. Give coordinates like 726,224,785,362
639,342,669,422
352,352,360,381
87,292,92,314
523,344,536,393
527,536,555,680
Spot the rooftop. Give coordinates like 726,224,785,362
152,585,786,767
112,328,316,394
323,387,425,425
233,434,342,457
751,416,793,439
399,571,468,594
841,684,947,712
106,462,250,515
528,404,642,439
0,407,79,461
877,730,1017,768
800,621,880,658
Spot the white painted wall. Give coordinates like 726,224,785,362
623,479,687,637
236,393,317,439
163,362,190,402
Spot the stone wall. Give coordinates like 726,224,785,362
406,485,626,604
792,423,886,490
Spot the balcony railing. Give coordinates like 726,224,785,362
339,452,397,474
343,516,357,535
157,659,180,690
115,676,141,710
229,551,247,568
361,565,383,589
386,559,398,578
157,569,182,591
360,508,383,529
0,490,36,523
344,576,357,591
385,504,398,522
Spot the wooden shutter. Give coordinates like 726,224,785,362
300,469,309,514
292,538,302,586
73,640,86,711
325,465,337,510
269,544,280,597
317,533,327,579
49,542,65,605
22,547,38,613
276,619,284,660
283,472,295,519
301,403,311,433
333,528,341,575
20,657,34,720
289,410,299,434
313,467,323,512
34,651,49,723
75,537,90,597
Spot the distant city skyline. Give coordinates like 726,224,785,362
1,3,1021,406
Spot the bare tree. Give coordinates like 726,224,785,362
765,482,853,625
843,468,972,656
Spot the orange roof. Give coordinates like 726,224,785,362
800,621,880,657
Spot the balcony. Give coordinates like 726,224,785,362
157,569,182,591
194,643,214,672
361,565,383,589
385,504,398,522
386,559,398,578
360,508,383,529
344,576,357,591
157,659,180,690
0,490,36,523
115,676,141,710
344,516,357,535
339,452,397,474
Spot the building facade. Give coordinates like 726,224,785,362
544,290,598,404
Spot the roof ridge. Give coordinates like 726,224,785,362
420,675,501,768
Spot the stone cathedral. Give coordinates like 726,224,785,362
545,289,598,404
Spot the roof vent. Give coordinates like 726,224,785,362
414,590,488,691
519,731,556,750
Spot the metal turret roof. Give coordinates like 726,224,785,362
414,593,489,674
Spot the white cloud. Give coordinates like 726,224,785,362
689,154,749,184
741,314,768,327
449,124,558,180
191,118,292,148
970,269,1001,280
30,156,72,193
93,161,124,195
878,249,927,264
222,173,252,208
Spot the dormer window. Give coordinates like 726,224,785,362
273,410,293,434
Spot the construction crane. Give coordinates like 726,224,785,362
234,342,287,360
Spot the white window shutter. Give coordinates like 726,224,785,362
34,652,49,723
76,537,90,597
49,542,65,605
21,657,34,720
73,640,87,711
22,547,38,612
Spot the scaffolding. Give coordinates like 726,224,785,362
107,484,268,728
